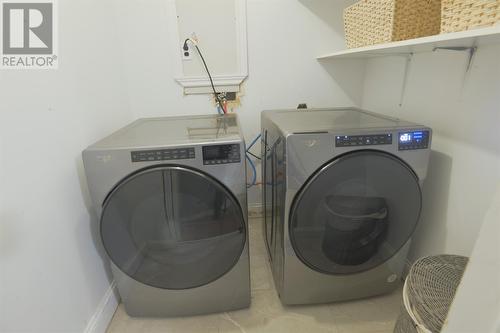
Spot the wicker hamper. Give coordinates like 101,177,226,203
393,255,468,333
441,0,500,33
344,0,442,49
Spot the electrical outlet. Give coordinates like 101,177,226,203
215,92,240,111
218,92,237,101
181,43,192,60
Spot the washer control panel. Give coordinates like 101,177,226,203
131,148,195,162
398,130,430,150
203,144,241,165
336,133,393,147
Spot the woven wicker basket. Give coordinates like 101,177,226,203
393,255,468,333
394,304,418,333
344,0,442,49
441,0,500,33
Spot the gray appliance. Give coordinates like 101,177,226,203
261,107,431,305
83,114,250,317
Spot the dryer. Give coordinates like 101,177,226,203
261,108,431,305
83,114,250,316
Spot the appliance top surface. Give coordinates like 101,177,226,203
263,108,427,134
88,114,242,149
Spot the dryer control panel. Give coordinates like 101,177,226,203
398,130,430,150
131,148,195,162
335,133,393,147
203,144,241,165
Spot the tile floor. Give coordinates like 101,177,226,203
107,218,402,333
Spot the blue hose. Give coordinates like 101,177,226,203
246,154,257,188
245,133,262,187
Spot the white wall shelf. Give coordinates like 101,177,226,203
317,26,500,60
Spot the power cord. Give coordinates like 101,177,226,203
247,151,261,160
184,38,226,114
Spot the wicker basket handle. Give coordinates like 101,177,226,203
402,278,433,333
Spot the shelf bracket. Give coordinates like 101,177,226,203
433,46,477,72
399,53,413,107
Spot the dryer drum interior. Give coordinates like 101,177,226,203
289,151,422,275
322,195,389,266
100,166,246,290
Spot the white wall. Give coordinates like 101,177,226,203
112,0,362,204
176,0,239,77
358,43,500,332
361,44,500,260
442,187,500,333
0,0,131,332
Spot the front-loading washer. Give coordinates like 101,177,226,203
261,107,432,305
83,114,250,316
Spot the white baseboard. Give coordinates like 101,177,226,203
84,281,119,333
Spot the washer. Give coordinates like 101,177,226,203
261,107,432,305
83,114,250,317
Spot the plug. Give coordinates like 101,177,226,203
181,40,192,60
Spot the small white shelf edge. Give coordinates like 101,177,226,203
317,25,500,60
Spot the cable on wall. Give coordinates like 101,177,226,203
184,38,226,114
245,134,262,187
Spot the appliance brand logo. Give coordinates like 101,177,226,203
304,139,317,147
1,0,57,69
96,155,113,163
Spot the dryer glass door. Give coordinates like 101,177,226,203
100,166,246,290
289,151,422,275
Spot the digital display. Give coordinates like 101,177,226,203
203,146,225,159
202,144,241,165
398,130,429,150
399,133,412,142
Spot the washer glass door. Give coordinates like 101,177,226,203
290,151,422,275
100,166,246,289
